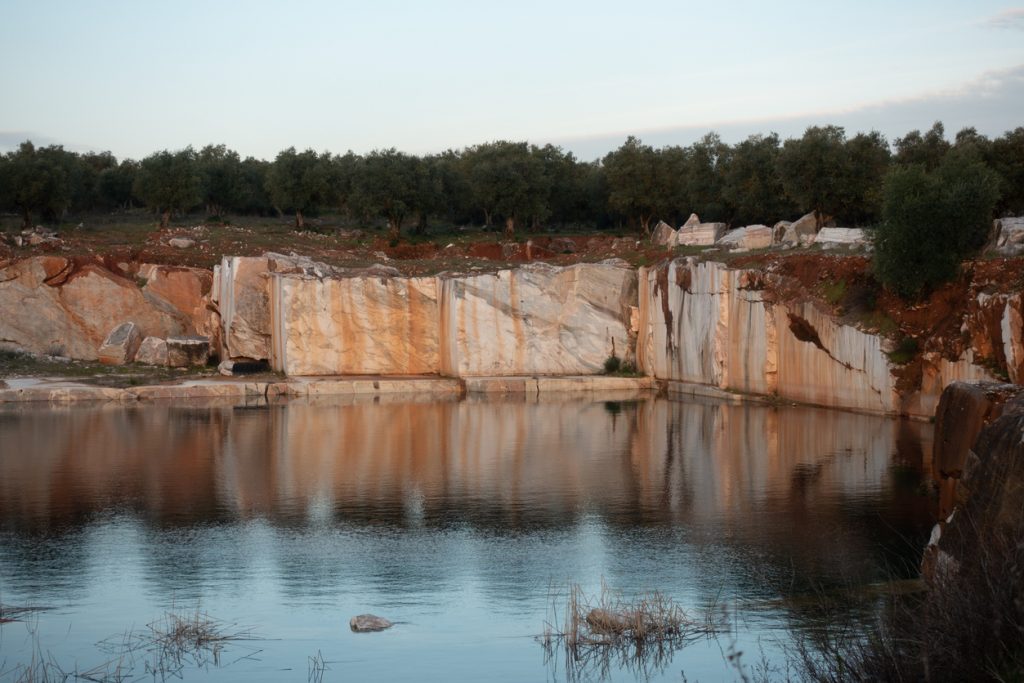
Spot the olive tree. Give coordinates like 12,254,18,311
265,147,337,229
133,148,203,228
874,153,1000,297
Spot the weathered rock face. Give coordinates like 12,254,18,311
717,224,772,251
269,273,440,376
929,381,1021,518
214,256,274,362
135,336,168,366
97,322,142,365
923,383,1024,586
214,253,388,363
637,258,1008,417
0,257,189,360
439,261,638,376
138,263,214,335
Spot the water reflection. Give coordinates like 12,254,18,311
0,394,935,681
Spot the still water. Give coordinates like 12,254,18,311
0,393,934,681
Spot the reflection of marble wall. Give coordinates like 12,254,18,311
0,397,931,537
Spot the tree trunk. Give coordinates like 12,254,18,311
160,209,171,229
483,209,492,228
504,216,515,238
388,217,401,242
639,214,652,237
21,207,31,230
295,209,304,230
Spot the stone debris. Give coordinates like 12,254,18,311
98,322,143,365
168,237,196,249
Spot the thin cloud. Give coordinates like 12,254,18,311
981,7,1024,30
553,64,1024,160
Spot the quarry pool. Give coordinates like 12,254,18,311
0,394,934,681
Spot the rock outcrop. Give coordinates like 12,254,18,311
923,382,1024,585
0,257,190,360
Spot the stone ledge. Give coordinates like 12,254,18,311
465,375,654,394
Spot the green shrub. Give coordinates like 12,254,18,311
873,154,1000,298
603,355,621,374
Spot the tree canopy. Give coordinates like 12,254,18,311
133,148,203,228
874,153,1001,298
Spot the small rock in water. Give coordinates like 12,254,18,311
349,614,393,632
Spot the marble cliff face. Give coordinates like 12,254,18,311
1,250,1020,418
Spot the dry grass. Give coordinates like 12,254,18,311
0,607,259,682
539,581,719,681
107,608,258,678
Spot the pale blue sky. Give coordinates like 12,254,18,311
2,0,1022,160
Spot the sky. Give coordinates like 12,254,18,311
1,0,1022,161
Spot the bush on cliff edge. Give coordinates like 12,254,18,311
873,153,1000,298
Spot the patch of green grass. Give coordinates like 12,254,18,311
886,336,919,365
822,278,847,305
0,349,217,387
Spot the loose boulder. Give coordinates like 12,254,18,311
675,213,726,246
97,322,143,365
168,237,195,249
135,336,169,366
650,220,676,246
349,614,393,632
781,212,819,246
990,216,1024,256
166,336,210,367
814,227,869,249
717,224,772,251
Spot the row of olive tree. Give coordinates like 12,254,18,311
1,122,1022,235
